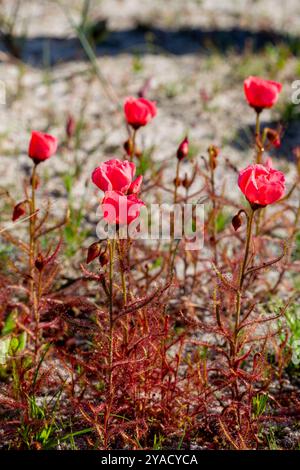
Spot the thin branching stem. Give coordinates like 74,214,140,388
234,207,254,352
29,163,40,356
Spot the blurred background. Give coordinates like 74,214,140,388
0,0,299,196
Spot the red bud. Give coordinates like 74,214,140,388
232,213,242,231
35,253,45,272
28,131,57,163
12,201,27,221
66,115,76,139
87,242,101,264
99,252,109,266
173,177,181,187
182,174,191,189
265,128,281,148
177,137,189,161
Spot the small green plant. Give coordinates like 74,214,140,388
265,426,279,450
285,304,300,367
216,210,231,233
0,313,27,367
18,395,61,449
252,393,268,418
153,433,165,450
132,54,144,73
269,298,300,369
135,146,156,176
292,232,300,261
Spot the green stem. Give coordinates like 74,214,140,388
174,159,180,204
29,164,37,278
255,111,260,138
255,110,263,233
108,238,116,390
121,268,127,306
231,207,255,407
130,129,137,162
117,238,128,343
255,208,262,237
104,237,116,448
234,208,254,346
239,209,254,289
255,111,262,164
169,159,181,278
29,164,39,355
210,164,218,265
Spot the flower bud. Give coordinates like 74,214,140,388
86,242,101,264
12,201,27,221
177,137,189,161
35,253,45,272
28,131,58,163
173,176,181,187
99,252,109,266
232,213,242,231
182,174,191,189
208,145,220,170
66,115,76,139
265,128,281,148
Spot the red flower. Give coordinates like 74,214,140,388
102,190,145,225
124,97,157,129
238,160,285,206
244,76,282,111
28,131,58,163
177,137,189,161
92,159,142,194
